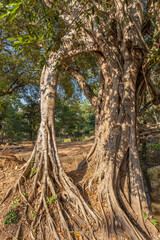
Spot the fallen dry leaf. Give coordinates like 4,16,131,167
38,187,42,194
96,205,100,211
74,232,81,238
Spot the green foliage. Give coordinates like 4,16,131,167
30,210,35,218
30,168,37,178
23,192,28,197
143,214,148,219
12,198,20,208
151,218,158,226
47,194,58,204
3,199,20,224
21,89,40,141
0,20,40,97
30,158,35,166
3,209,19,224
147,140,160,152
0,87,40,142
0,0,67,62
143,213,158,226
55,98,95,141
0,88,94,143
0,95,26,141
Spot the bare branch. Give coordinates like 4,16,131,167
147,77,160,99
139,123,160,138
139,98,160,115
143,67,160,98
142,66,160,106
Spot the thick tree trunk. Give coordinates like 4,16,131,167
85,47,159,239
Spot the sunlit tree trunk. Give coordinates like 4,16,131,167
3,47,101,239
80,1,159,238
85,46,158,238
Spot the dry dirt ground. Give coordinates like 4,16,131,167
0,140,94,240
0,140,160,240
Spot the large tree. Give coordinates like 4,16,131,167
1,0,160,239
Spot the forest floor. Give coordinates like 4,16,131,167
0,139,160,239
0,139,95,240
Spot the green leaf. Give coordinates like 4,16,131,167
150,19,158,30
13,41,21,45
7,37,16,42
6,3,19,8
0,12,10,19
151,219,158,226
153,30,160,39
10,9,19,22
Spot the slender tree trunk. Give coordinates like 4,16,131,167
2,52,100,240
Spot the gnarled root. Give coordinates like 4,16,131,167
1,126,101,240
85,152,159,239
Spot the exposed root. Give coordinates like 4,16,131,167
2,128,101,240
86,141,97,161
85,151,159,240
15,222,21,240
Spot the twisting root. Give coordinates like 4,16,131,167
29,154,43,202
86,141,97,161
83,112,160,240
1,126,101,240
15,222,21,239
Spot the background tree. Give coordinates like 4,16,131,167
0,94,25,142
21,87,41,142
55,98,95,142
0,17,41,97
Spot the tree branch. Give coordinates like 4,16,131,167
147,77,160,98
139,98,160,115
0,72,24,97
64,66,97,109
0,84,25,97
142,66,160,104
139,123,160,138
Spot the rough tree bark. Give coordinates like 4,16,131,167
81,1,159,239
64,49,159,239
85,50,159,239
62,1,160,239
2,39,101,239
